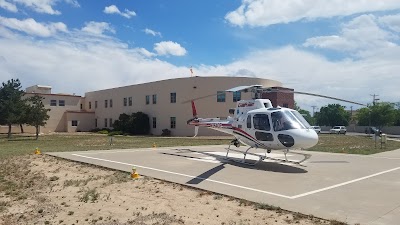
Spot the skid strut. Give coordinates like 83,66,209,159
226,140,311,166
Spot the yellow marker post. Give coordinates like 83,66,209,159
152,142,157,148
131,166,140,179
34,147,41,155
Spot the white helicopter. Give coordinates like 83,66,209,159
186,85,365,166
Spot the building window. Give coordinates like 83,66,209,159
152,94,157,104
95,119,97,128
80,104,82,110
104,118,108,127
95,101,98,108
170,117,176,129
72,120,78,127
152,117,157,129
146,95,150,105
50,100,57,106
89,102,92,109
123,97,127,106
59,100,65,106
128,97,132,106
105,100,108,108
109,118,113,128
233,91,241,102
170,92,176,103
217,91,225,102
283,103,289,108
110,99,113,108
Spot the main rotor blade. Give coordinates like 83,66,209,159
267,89,366,106
294,91,366,106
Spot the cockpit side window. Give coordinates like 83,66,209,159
253,114,270,131
272,111,302,131
247,115,252,128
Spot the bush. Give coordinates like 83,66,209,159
97,130,109,134
161,129,171,136
108,131,123,136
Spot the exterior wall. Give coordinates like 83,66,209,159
262,87,295,109
66,112,95,132
26,85,52,94
24,93,84,133
84,76,282,136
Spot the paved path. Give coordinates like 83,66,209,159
48,146,400,225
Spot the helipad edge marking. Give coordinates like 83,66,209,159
71,154,292,199
291,167,400,199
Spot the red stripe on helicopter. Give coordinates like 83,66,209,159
232,127,268,148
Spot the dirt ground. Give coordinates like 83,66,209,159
0,154,338,225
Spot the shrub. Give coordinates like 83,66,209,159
97,130,109,135
108,131,123,136
161,129,171,136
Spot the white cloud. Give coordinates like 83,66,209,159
2,0,79,15
303,14,396,55
81,21,115,35
143,28,161,37
379,14,400,32
0,0,17,12
0,16,67,37
225,0,400,27
13,0,60,15
154,41,187,56
104,5,136,19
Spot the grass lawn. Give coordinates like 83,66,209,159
308,134,400,154
1,133,399,159
0,133,228,159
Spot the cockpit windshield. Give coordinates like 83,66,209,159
271,110,310,131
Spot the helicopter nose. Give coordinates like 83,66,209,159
286,129,318,149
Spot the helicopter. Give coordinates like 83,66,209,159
186,85,365,166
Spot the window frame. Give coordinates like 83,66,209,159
71,120,78,127
128,97,132,106
170,92,176,103
170,117,176,129
145,95,150,105
217,91,226,102
233,91,241,102
152,117,157,129
50,100,57,106
58,100,65,106
152,94,157,104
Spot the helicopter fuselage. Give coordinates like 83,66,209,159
188,99,318,151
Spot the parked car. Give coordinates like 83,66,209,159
330,126,347,134
365,127,382,136
310,126,321,134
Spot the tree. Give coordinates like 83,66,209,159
113,112,150,135
315,104,350,126
0,79,26,138
298,109,315,125
26,94,50,140
357,103,396,128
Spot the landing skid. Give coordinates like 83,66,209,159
226,140,311,166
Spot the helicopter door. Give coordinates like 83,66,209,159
252,114,273,142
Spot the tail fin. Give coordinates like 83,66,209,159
191,100,197,118
188,100,199,137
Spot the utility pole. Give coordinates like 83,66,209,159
311,106,317,117
370,94,379,106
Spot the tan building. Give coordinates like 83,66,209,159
2,76,285,136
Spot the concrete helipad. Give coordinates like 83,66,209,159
48,145,400,225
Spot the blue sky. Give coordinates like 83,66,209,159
0,0,400,112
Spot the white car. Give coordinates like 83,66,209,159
330,126,347,134
310,126,321,134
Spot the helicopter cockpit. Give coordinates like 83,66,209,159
271,109,311,132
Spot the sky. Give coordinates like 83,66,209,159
0,0,400,113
